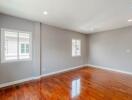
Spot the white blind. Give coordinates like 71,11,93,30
1,29,32,62
72,39,81,57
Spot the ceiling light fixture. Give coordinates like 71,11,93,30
128,19,132,22
43,11,48,15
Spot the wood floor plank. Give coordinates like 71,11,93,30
0,66,132,100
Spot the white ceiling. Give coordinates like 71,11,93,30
0,0,132,34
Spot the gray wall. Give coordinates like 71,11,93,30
88,26,132,73
41,24,87,74
0,14,41,84
2,13,132,84
0,14,87,84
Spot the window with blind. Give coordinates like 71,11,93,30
1,29,32,62
72,39,81,57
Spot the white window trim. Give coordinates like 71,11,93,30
72,39,81,57
1,28,32,63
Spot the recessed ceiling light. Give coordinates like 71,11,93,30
43,11,48,15
128,19,132,22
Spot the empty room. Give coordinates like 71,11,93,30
0,0,132,100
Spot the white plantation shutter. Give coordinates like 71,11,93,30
1,29,32,62
5,31,18,60
72,39,81,57
19,32,31,59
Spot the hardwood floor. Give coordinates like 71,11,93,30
0,66,132,100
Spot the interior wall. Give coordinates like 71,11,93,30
0,14,40,84
88,26,132,73
41,24,87,74
1,13,132,84
0,14,87,84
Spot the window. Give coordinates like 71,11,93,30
72,39,81,57
21,44,29,54
1,28,32,62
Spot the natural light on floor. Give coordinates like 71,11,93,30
72,78,80,97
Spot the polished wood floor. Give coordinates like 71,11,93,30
0,66,132,100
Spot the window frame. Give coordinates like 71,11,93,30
72,39,81,57
20,43,30,54
1,28,32,63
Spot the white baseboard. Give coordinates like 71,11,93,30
0,64,86,88
87,64,132,75
1,64,131,88
40,64,87,78
0,77,36,88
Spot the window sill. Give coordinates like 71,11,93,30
1,58,32,64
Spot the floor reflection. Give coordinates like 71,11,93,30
1,67,132,100
72,78,80,97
